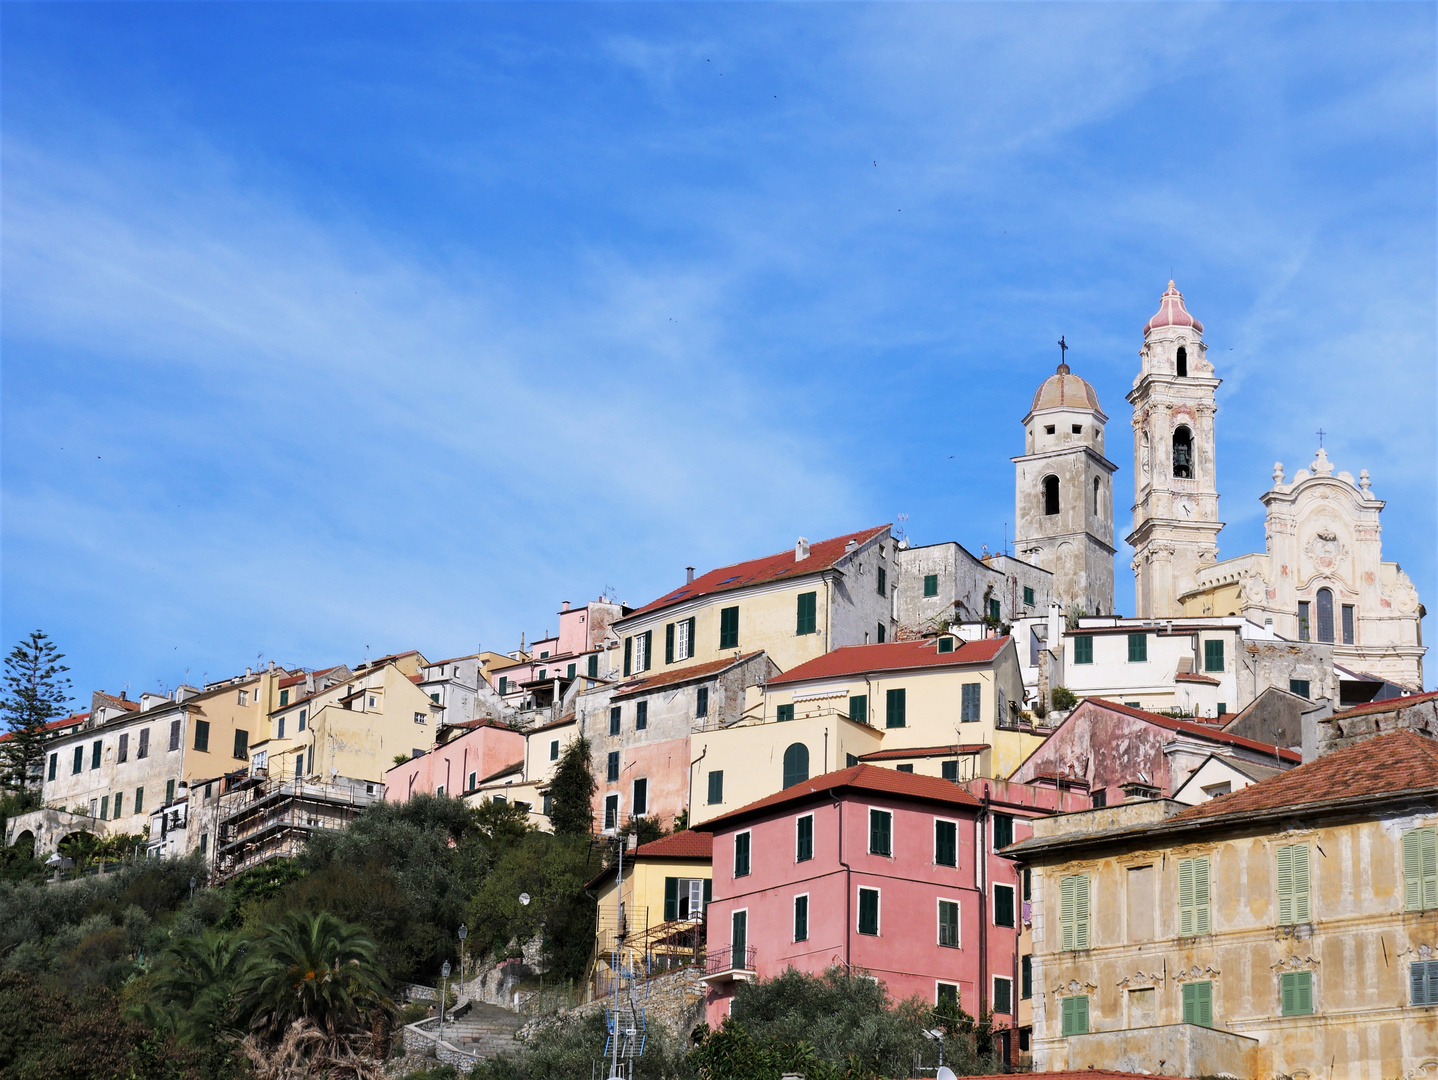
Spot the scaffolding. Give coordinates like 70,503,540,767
213,773,381,881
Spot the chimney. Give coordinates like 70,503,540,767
845,539,858,554
120,690,128,701
686,567,695,584
795,537,811,561
561,600,571,612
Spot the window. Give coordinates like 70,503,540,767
696,686,709,718
100,795,109,820
47,754,57,781
869,808,892,856
993,977,1013,1016
276,716,286,740
588,654,599,678
1402,827,1438,911
1217,702,1227,715
1024,867,1031,901
1204,639,1224,672
1411,959,1438,1005
1178,856,1211,936
636,701,648,730
1276,843,1311,924
731,909,748,958
1280,971,1313,1016
937,983,959,1007
436,784,445,797
877,622,886,643
1172,425,1193,478
961,683,981,722
1093,476,1100,514
233,729,249,760
368,696,377,708
540,651,549,659
796,591,817,635
923,574,939,598
635,631,652,672
849,694,867,724
941,760,958,782
1044,424,1055,435
606,751,620,782
1176,980,1213,1026
1091,789,1107,808
858,887,880,935
306,747,314,774
877,567,887,596
1060,995,1089,1035
539,668,547,682
165,779,175,804
1023,586,1035,606
1127,633,1147,662
994,884,1015,927
993,813,1014,850
91,740,102,769
499,676,509,694
1288,679,1310,699
679,617,695,660
1341,604,1356,644
134,786,144,814
633,777,648,816
777,704,794,723
938,899,960,947
298,708,306,730
567,663,576,679
796,814,814,862
794,895,809,942
1074,635,1093,664
1175,345,1188,377
708,770,724,805
1316,588,1335,643
468,772,477,791
782,743,809,788
199,832,208,855
734,832,751,877
610,707,621,735
138,728,150,758
238,690,248,706
885,688,906,728
550,739,560,761
1297,601,1311,641
1060,874,1090,951
896,764,913,773
1021,955,1032,999
665,623,675,664
1072,424,1082,435
719,606,740,649
937,636,954,654
112,792,122,817
1043,475,1060,516
604,794,619,830
117,733,129,763
542,793,553,817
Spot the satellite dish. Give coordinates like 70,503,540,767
937,1068,957,1080
519,892,531,905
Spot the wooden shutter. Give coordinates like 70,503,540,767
1075,874,1090,950
1295,972,1312,1014
643,631,653,671
1182,981,1212,1027
665,624,675,664
1292,845,1310,923
687,617,696,658
1425,829,1438,910
1411,961,1429,1006
1194,857,1210,935
1060,875,1076,951
1276,845,1294,924
624,638,632,676
1074,995,1088,1033
1179,858,1195,936
664,877,678,922
702,878,712,908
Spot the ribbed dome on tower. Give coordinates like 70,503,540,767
1143,279,1204,335
1031,362,1103,413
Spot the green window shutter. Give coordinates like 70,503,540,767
1060,875,1076,951
885,688,906,728
1075,874,1090,950
664,877,678,921
643,631,653,671
796,592,817,635
1205,639,1225,672
1060,997,1073,1034
624,638,632,676
848,694,867,724
1195,857,1210,935
923,574,938,597
703,878,712,908
665,624,675,664
719,606,739,649
858,888,879,934
1425,829,1438,910
1182,981,1212,1027
1276,845,1294,925
1074,995,1089,1033
877,567,886,596
777,704,794,723
1179,858,1195,936
1128,633,1147,662
935,820,957,867
588,654,598,677
1074,635,1093,664
134,787,144,813
1280,971,1313,1015
687,617,696,657
1291,845,1310,923
1023,586,1034,606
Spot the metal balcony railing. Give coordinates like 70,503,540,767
704,944,756,977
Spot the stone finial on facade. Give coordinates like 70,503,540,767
1272,461,1285,486
1359,469,1371,494
1310,446,1334,477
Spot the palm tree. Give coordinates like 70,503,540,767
240,910,389,1040
129,927,248,1045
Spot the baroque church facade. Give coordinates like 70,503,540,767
1012,280,1425,690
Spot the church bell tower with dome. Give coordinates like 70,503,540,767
1012,357,1118,617
1127,280,1224,618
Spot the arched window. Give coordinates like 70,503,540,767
1093,477,1101,515
1173,427,1193,479
1176,346,1188,377
782,743,809,789
1043,475,1060,516
1316,588,1335,643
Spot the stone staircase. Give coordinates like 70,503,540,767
438,1001,527,1059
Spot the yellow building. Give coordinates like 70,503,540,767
688,634,1036,826
1004,729,1438,1078
607,526,896,680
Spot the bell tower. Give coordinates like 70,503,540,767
1127,281,1224,617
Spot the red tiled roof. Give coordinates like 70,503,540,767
0,712,88,742
612,653,764,699
479,759,525,784
635,829,713,859
527,713,577,735
96,693,141,712
703,763,981,832
625,526,890,619
1171,730,1438,823
858,744,990,761
1327,687,1438,721
769,636,1009,685
1085,698,1300,764
1176,672,1220,685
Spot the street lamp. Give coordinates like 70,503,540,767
439,960,452,1036
458,923,468,983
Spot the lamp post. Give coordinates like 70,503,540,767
458,923,468,983
439,960,451,1038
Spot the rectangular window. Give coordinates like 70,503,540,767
937,983,959,1007
1403,827,1438,911
1023,585,1035,606
869,808,892,856
199,832,208,855
233,729,248,760
1060,995,1089,1035
567,663,576,679
777,703,794,723
550,739,560,761
298,709,306,730
1021,954,1032,999
731,909,748,958
542,793,553,817
1060,874,1091,951
877,567,886,596
539,668,547,683
1073,635,1093,664
796,591,817,635
923,574,938,597
1127,633,1147,662
633,777,648,816
606,751,620,783
1298,601,1311,641
610,707,622,735
897,764,913,773
91,740,102,769
734,832,751,877
858,887,880,935
588,654,599,678
989,598,1001,621
280,689,289,706
1342,604,1355,645
1178,856,1211,936
877,622,886,643
134,786,144,814
138,728,150,758
796,814,814,862
941,760,958,782
100,795,109,820
238,690,248,706
938,899,960,947
1204,639,1225,672
849,694,867,724
678,617,695,660
665,623,675,664
1276,843,1312,925
994,883,1016,928
112,792,122,818
961,683,981,723
719,606,740,650
468,772,477,791
1280,971,1313,1016
165,778,175,804
885,688,906,728
1411,959,1438,1006
604,794,619,830
794,895,809,942
306,747,313,774
993,977,1012,1016
48,754,57,781
1289,679,1310,699
117,733,129,763
992,812,1014,850
276,716,285,740
708,770,724,805
696,686,709,718
1182,981,1213,1027
624,637,633,676
637,632,651,673
636,701,648,730
498,676,508,694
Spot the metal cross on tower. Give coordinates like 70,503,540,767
1058,336,1068,365
1317,428,1326,449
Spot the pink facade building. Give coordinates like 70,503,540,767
384,720,524,801
700,764,1085,1034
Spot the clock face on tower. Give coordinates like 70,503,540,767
1175,496,1196,519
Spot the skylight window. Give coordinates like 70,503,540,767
718,576,741,585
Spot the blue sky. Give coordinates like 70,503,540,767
3,3,1434,700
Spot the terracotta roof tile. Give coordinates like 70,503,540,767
526,713,577,735
1175,672,1220,685
1327,687,1438,721
611,653,764,699
858,744,990,761
635,829,713,859
479,759,525,784
769,636,1010,686
625,526,890,619
1085,698,1300,763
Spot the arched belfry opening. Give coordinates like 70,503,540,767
1173,426,1193,479
1043,475,1060,516
1176,346,1188,377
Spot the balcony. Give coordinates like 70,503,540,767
702,944,757,984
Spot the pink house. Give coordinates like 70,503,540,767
700,764,1084,1031
384,720,524,802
